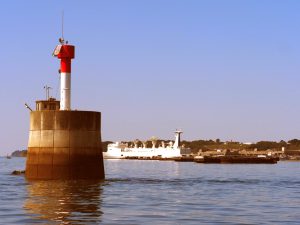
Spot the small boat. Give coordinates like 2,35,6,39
220,156,278,164
6,155,11,159
193,155,204,163
174,156,194,162
194,150,279,164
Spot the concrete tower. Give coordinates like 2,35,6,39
25,38,105,180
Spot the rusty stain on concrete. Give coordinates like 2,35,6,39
26,110,105,180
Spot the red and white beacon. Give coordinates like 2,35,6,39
53,38,75,110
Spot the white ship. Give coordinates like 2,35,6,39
103,130,191,159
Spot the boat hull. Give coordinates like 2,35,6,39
195,156,279,164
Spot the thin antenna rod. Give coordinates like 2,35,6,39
44,85,52,100
62,10,64,40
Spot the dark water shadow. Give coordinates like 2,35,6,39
24,179,104,225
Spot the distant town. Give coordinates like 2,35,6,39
10,138,300,160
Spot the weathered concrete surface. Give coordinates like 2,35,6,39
26,111,105,179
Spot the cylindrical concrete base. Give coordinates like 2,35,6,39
25,110,105,179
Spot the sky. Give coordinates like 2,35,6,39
1,0,300,154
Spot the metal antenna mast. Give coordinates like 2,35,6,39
59,11,65,44
62,10,64,40
44,85,52,100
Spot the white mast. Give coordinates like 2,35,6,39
173,130,183,148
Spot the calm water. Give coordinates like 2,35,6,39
0,158,300,224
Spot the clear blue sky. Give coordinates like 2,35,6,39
1,0,300,155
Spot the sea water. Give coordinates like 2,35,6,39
0,157,300,224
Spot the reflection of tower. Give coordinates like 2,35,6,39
24,180,103,224
173,130,183,148
25,37,105,179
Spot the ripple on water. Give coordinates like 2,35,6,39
1,158,300,224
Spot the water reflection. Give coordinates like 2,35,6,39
24,180,103,224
